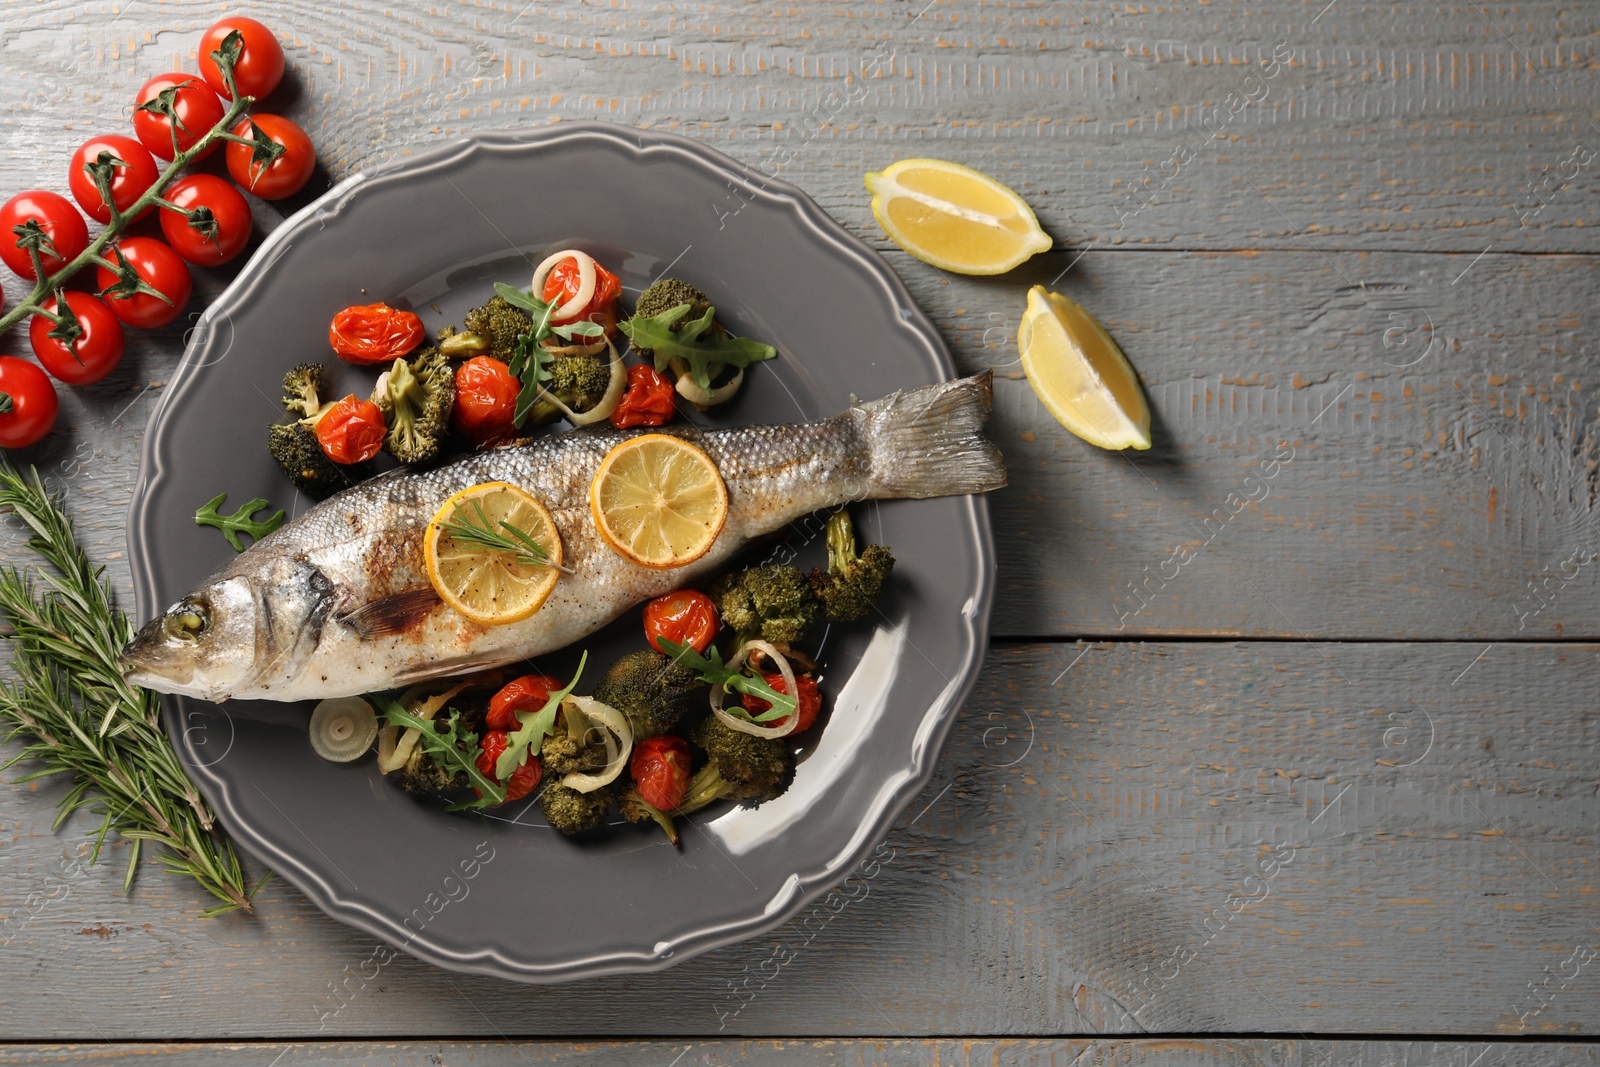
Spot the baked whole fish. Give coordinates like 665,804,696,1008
120,374,1006,702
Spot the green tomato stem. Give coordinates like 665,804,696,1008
0,392,12,415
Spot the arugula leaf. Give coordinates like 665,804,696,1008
194,493,284,552
655,638,797,721
495,650,588,781
494,283,606,427
379,703,504,810
616,303,777,391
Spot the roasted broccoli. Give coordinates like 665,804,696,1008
525,352,613,425
397,745,468,797
810,508,895,622
439,295,534,360
677,715,794,815
373,346,455,465
710,563,820,645
591,649,707,739
282,362,331,420
267,422,360,498
618,784,680,846
540,781,614,835
635,277,711,321
540,702,609,777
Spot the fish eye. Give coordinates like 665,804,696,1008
166,600,209,640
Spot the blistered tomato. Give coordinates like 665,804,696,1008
452,356,520,446
609,363,677,428
314,395,386,464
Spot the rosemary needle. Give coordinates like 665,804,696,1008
439,499,575,575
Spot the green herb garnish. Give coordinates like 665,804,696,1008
495,651,587,781
379,703,503,810
655,638,797,721
194,493,284,552
438,499,571,574
494,282,606,428
616,303,777,391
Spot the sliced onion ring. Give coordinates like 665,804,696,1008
378,681,469,773
310,697,379,762
676,364,744,408
543,338,609,358
536,337,626,425
710,640,800,738
531,249,596,322
560,696,633,793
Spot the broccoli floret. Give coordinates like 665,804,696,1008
809,508,895,622
635,277,711,321
282,362,330,420
677,715,794,815
618,784,680,846
591,650,707,739
540,781,614,835
540,703,608,776
373,347,455,465
397,745,467,797
267,422,362,498
440,295,534,360
524,352,613,426
710,564,820,645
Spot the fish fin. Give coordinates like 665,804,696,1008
855,372,1007,498
336,587,441,638
392,653,507,687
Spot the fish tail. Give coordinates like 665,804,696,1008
856,372,1008,499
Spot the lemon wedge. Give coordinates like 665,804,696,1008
424,482,564,626
865,158,1051,275
590,434,728,568
1018,285,1151,451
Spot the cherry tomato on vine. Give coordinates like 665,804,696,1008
642,589,719,655
630,735,691,812
452,356,520,447
0,357,59,449
132,73,226,161
0,191,90,281
610,363,677,428
475,731,541,802
543,255,621,330
225,114,315,199
328,302,423,365
197,17,285,101
29,293,125,385
67,135,159,224
159,175,253,266
94,237,191,329
743,674,822,734
486,674,563,732
314,395,386,465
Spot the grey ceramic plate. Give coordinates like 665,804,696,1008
127,122,994,982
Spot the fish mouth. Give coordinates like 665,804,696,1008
118,616,227,702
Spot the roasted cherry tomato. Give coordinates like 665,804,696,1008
610,363,677,428
329,302,423,365
743,673,822,734
29,293,125,385
476,730,541,802
0,191,90,281
642,589,719,655
67,135,160,224
0,357,58,449
159,174,253,267
543,255,621,330
452,356,520,446
314,395,386,464
630,735,691,812
132,73,225,161
487,674,563,732
94,237,192,329
225,114,315,199
198,17,285,101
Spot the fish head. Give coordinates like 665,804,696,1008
119,557,335,701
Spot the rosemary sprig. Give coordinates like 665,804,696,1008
0,462,261,917
439,500,573,574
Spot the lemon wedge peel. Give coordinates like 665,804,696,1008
424,481,564,626
1018,285,1152,452
864,158,1051,276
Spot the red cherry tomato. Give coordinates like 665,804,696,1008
94,237,192,329
225,114,315,200
452,356,520,447
0,191,90,281
0,357,59,449
328,302,424,365
67,135,160,224
487,674,563,732
543,255,621,329
197,17,285,101
610,363,678,428
132,73,226,161
159,175,253,266
314,395,386,464
630,735,692,811
29,293,125,385
642,589,719,655
743,674,822,734
476,730,542,802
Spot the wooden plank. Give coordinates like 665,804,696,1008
1,1039,1597,1067
1,642,1595,1038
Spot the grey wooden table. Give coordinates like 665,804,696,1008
1,1,1597,1063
